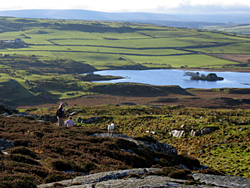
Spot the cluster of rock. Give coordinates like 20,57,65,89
91,133,178,156
38,168,250,188
0,103,18,114
169,126,218,138
0,104,57,122
76,116,99,124
0,139,14,151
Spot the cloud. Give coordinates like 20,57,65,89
1,0,250,14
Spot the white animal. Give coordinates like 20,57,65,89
108,123,115,133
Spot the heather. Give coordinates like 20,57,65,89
0,113,204,187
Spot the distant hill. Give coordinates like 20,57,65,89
0,9,250,29
0,9,185,21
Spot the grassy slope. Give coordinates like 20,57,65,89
203,24,250,35
0,17,249,105
68,105,250,179
19,104,250,180
0,17,249,70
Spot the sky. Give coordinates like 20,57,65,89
1,0,250,14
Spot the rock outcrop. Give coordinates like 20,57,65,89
0,103,18,114
169,127,218,138
76,116,99,124
0,104,57,122
170,130,186,138
38,168,250,188
91,133,178,155
192,173,250,188
0,139,14,150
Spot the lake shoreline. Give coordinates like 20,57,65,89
96,67,250,73
93,69,250,89
178,68,250,73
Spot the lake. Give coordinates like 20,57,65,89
92,69,250,89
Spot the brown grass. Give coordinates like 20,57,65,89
211,54,250,63
0,116,202,186
17,88,250,109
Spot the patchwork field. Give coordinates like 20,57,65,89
0,17,249,106
0,17,249,71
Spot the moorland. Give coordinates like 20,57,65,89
0,104,250,187
0,16,250,187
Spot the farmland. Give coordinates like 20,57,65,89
0,17,250,70
204,24,250,35
0,17,250,106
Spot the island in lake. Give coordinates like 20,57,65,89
184,72,224,81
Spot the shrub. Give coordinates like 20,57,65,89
0,174,37,188
13,139,32,147
81,162,96,172
147,167,192,180
134,135,157,143
9,154,41,166
10,146,37,159
11,178,37,188
50,160,72,171
198,168,225,175
168,169,191,179
100,141,119,150
43,174,68,184
114,139,138,150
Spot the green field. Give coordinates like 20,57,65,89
0,17,250,105
204,24,250,35
0,17,250,70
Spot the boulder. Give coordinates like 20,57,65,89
190,127,214,137
145,142,178,155
0,103,18,115
37,168,180,188
91,133,178,155
69,111,79,116
76,116,82,123
190,130,201,137
200,127,211,134
38,168,250,188
76,116,99,124
192,173,250,188
0,139,14,150
170,130,185,138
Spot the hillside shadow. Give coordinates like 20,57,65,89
90,83,194,97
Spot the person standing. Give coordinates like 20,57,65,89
56,103,65,126
64,116,75,127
